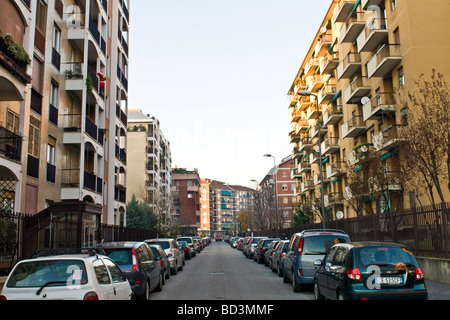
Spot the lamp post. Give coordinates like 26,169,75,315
264,154,279,238
250,179,261,236
298,90,326,230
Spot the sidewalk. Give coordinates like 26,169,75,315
427,280,450,300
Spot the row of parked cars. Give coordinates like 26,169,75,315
0,236,211,300
229,229,428,300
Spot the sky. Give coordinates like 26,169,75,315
128,0,331,188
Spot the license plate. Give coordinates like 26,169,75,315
375,277,403,285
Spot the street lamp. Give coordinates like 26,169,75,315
264,154,279,238
298,90,326,230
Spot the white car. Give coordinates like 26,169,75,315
0,251,132,300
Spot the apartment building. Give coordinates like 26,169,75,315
0,0,130,251
207,180,255,236
288,0,450,221
199,178,211,234
172,168,201,235
260,155,297,228
127,109,173,228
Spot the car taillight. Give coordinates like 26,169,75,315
298,268,303,276
131,248,138,271
0,295,6,300
415,268,424,280
296,238,304,255
260,248,264,253
281,252,286,258
347,268,362,281
83,292,99,300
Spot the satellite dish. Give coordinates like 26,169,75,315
361,96,370,105
336,211,344,219
320,27,327,34
361,145,369,153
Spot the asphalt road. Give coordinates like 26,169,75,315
150,240,450,301
150,240,313,300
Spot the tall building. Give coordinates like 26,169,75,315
199,178,211,234
207,180,255,236
260,155,297,228
172,168,201,235
288,0,450,221
127,109,173,228
0,0,130,250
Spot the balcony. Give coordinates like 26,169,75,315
288,94,299,108
314,33,333,57
373,125,404,152
327,161,347,179
357,18,388,53
305,57,320,76
340,12,365,43
295,120,310,134
362,0,384,10
310,121,327,139
307,104,322,120
318,82,337,105
344,76,371,104
291,108,302,123
341,115,366,138
309,151,321,164
322,137,340,155
363,92,396,121
309,74,325,93
314,172,330,186
349,143,373,165
289,130,301,143
63,62,84,97
294,80,307,95
298,160,311,174
320,52,339,75
333,0,357,23
0,126,22,162
324,192,344,207
301,180,315,193
367,44,402,78
299,136,313,152
337,52,361,79
323,104,343,126
297,96,311,111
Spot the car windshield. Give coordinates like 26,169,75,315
178,238,192,244
7,260,88,288
303,235,348,255
355,246,418,267
150,241,170,249
103,249,131,265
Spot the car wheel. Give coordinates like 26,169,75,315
292,274,303,292
283,268,290,283
143,280,151,300
155,273,163,292
314,280,325,300
337,290,346,301
171,266,177,275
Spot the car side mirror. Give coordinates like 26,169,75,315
314,259,323,267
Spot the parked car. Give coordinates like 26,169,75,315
177,236,197,257
254,238,278,264
283,229,350,292
0,250,132,300
245,237,267,259
313,241,428,300
146,238,184,275
148,244,171,283
272,240,289,277
264,239,280,267
97,241,163,299
178,241,192,260
193,237,204,251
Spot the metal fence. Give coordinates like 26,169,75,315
260,202,450,259
0,213,157,273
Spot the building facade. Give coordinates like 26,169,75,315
288,0,450,221
172,168,201,235
127,109,173,229
260,155,297,229
0,0,130,251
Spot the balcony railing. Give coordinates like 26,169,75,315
367,44,402,78
341,115,366,138
337,52,361,79
323,104,343,126
344,76,370,104
357,17,388,52
340,12,365,43
373,125,403,152
363,92,395,121
0,126,22,162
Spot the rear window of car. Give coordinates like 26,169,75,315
303,235,348,255
178,238,192,244
7,260,88,288
149,241,170,249
103,249,132,265
263,240,273,247
355,246,418,267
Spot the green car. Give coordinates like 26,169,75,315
313,241,428,300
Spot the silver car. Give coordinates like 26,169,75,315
282,229,350,292
145,238,184,275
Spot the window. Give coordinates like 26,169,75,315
53,25,61,52
47,136,56,165
401,107,408,127
36,0,47,35
393,27,400,47
391,0,397,11
398,66,405,88
50,81,59,107
28,116,41,157
6,110,20,134
93,259,111,285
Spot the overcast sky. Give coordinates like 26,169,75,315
128,0,331,187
